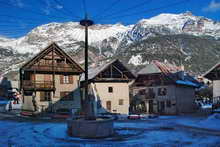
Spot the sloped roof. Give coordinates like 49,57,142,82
138,64,161,75
20,42,84,73
137,60,201,88
203,62,220,80
81,59,136,81
138,60,182,75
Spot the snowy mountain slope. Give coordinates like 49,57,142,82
124,12,220,43
1,12,220,55
0,12,220,76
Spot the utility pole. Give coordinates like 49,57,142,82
80,14,94,120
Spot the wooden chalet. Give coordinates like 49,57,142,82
81,59,136,115
131,60,200,115
20,42,84,113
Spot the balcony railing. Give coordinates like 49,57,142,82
27,64,74,72
22,80,54,91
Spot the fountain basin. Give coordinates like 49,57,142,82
67,117,114,138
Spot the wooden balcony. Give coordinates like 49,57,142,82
22,80,55,91
26,64,75,73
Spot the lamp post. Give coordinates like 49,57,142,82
67,15,114,138
80,15,95,119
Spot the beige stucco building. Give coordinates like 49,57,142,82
20,43,84,113
81,59,135,115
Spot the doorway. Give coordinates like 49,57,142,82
106,101,111,112
149,100,154,113
158,101,165,114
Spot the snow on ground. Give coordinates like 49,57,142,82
178,113,220,131
0,116,220,146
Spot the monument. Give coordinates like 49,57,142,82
67,15,114,138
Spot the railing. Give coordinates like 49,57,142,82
22,80,54,90
28,64,74,72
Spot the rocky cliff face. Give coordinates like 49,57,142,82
0,12,220,77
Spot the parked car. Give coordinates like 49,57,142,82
212,107,220,114
128,114,141,120
99,112,119,120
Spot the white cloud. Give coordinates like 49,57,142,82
42,0,63,15
203,0,220,12
55,5,63,9
10,0,24,8
43,0,51,15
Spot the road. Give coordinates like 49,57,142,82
0,115,220,146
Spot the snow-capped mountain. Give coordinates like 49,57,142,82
1,11,220,76
1,11,220,55
0,22,131,54
124,11,220,44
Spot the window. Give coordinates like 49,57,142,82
139,89,146,95
119,99,124,105
60,91,73,101
63,76,69,84
108,87,113,93
158,88,167,96
40,92,51,101
60,75,73,84
166,100,171,108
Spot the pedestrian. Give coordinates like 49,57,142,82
15,92,20,104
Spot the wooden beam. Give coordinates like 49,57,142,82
112,65,128,80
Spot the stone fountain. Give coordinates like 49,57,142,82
67,16,114,138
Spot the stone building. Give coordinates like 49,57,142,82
131,60,200,115
81,59,135,115
20,42,84,113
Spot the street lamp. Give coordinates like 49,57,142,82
80,15,95,120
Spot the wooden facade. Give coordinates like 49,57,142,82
20,42,84,113
81,59,135,115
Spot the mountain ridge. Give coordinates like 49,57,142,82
0,12,220,77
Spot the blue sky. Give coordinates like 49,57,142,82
0,0,219,38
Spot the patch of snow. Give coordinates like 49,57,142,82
128,54,143,66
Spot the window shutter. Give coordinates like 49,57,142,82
40,92,45,101
60,75,64,84
69,75,73,84
31,74,35,81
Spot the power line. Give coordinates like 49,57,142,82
93,0,122,20
82,0,87,15
96,0,152,22
99,0,189,22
